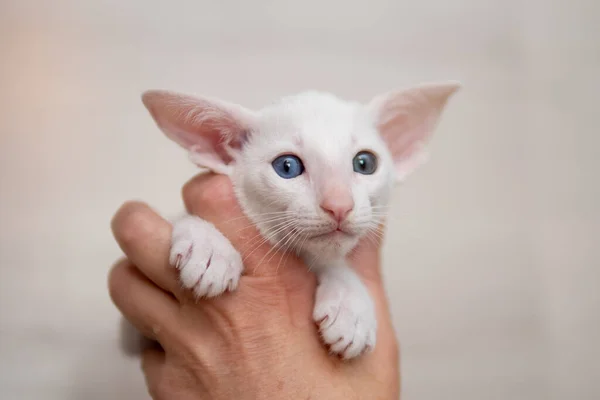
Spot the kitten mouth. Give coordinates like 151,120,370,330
310,228,353,240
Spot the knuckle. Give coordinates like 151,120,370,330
112,201,152,248
183,175,236,214
205,178,235,208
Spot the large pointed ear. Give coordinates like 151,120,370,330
367,81,460,182
142,90,257,175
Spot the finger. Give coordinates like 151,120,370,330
108,258,181,346
347,223,387,284
141,348,167,399
111,201,179,295
182,174,305,278
119,317,162,355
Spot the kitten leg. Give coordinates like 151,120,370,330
171,214,243,298
313,263,377,359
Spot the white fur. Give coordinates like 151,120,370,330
311,258,376,359
171,215,242,297
143,83,459,359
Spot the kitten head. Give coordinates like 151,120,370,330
142,83,459,260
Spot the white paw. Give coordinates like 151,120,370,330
313,279,377,359
170,216,243,298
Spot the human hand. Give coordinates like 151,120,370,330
109,174,400,399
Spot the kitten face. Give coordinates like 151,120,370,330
142,81,459,261
231,92,395,260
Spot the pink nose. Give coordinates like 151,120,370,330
320,197,354,223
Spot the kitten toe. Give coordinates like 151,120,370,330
171,215,243,298
313,278,377,360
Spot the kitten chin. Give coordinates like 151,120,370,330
302,235,360,262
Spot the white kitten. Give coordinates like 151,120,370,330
141,83,459,359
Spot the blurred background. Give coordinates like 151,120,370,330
0,0,598,399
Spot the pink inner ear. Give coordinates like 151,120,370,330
370,81,460,178
378,106,430,160
142,90,255,168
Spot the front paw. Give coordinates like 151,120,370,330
313,281,377,360
171,216,243,298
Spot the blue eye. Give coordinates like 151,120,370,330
353,151,378,175
272,154,305,179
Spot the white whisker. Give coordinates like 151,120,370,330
275,228,306,274
223,210,295,225
234,214,296,233
240,218,294,247
241,219,297,263
253,226,300,274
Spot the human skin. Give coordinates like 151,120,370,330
108,174,400,399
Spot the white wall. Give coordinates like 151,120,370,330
0,0,598,399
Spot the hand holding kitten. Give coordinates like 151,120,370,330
140,82,458,358
109,174,400,400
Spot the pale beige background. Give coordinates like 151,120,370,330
1,0,598,399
